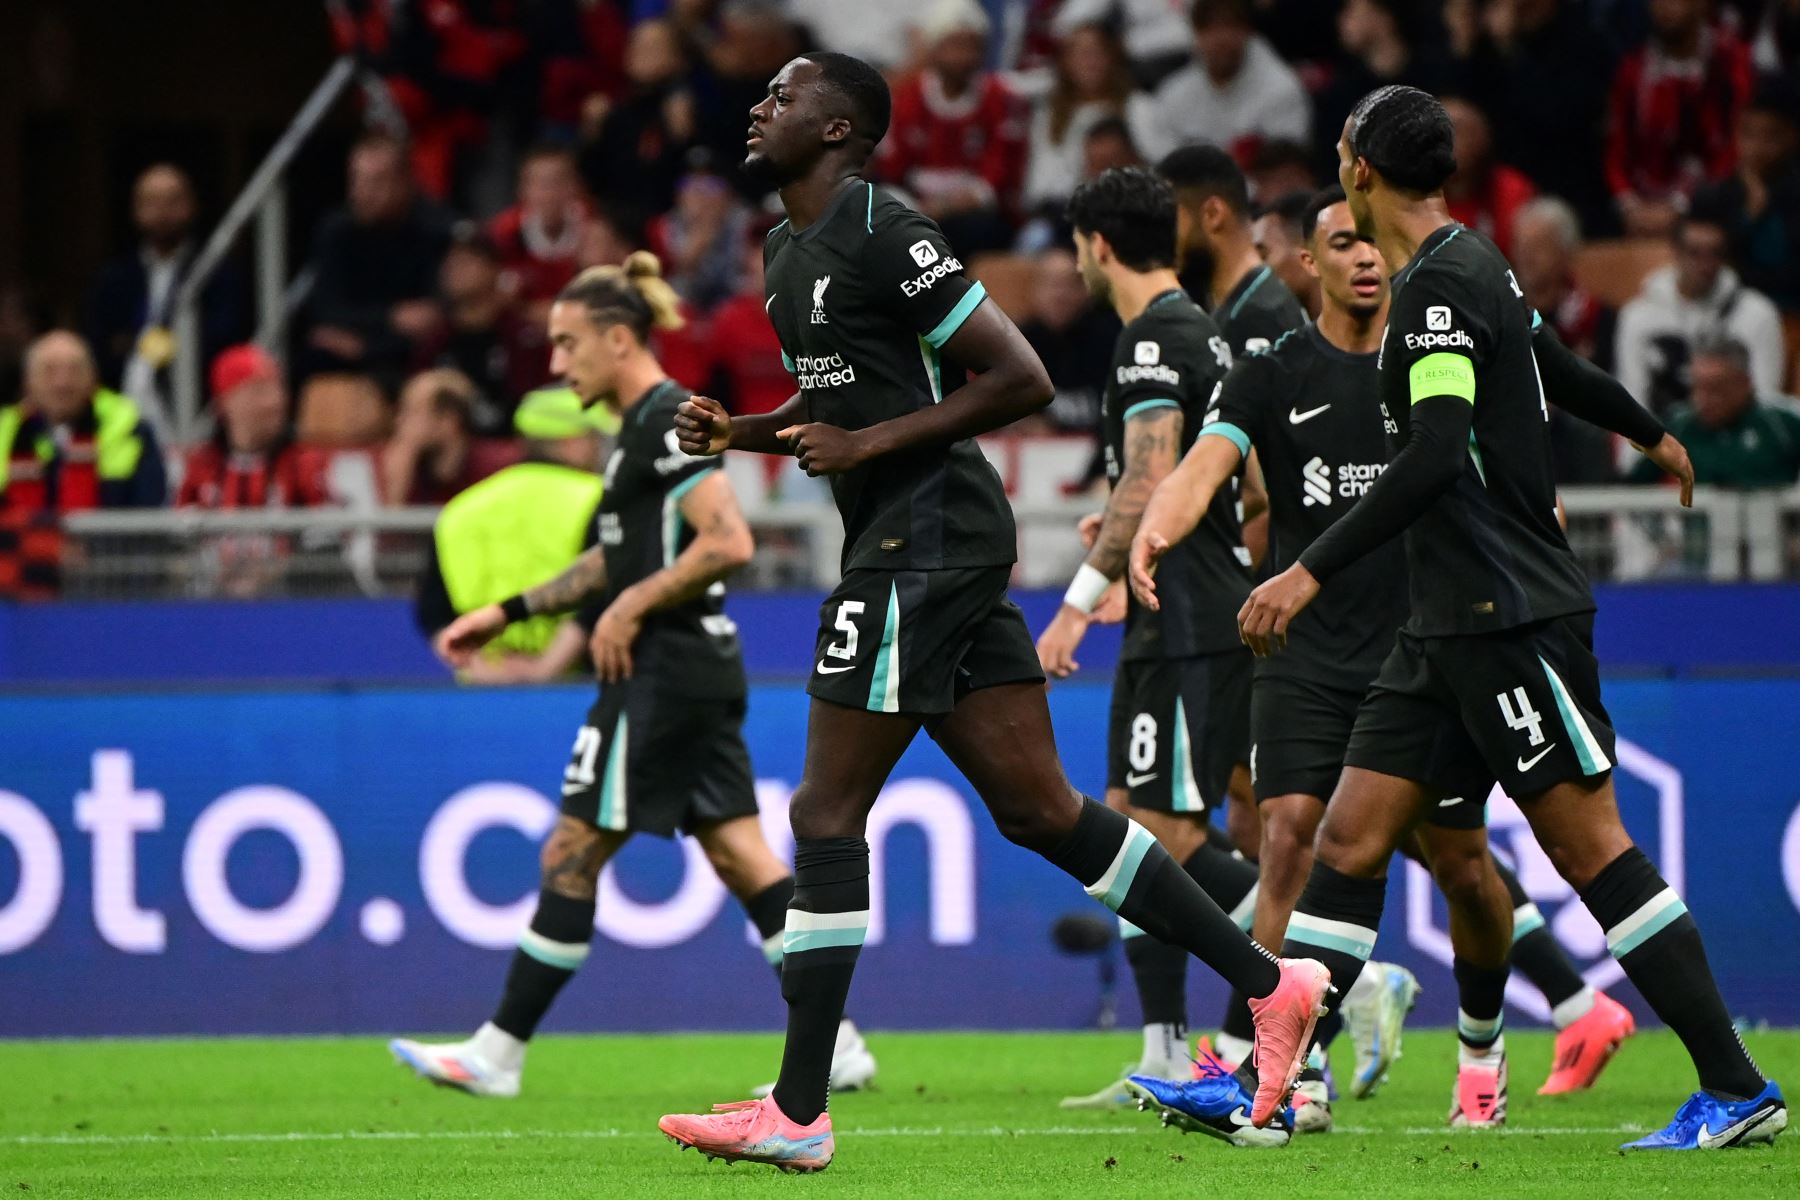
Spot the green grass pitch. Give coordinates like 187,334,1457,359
3,1029,1795,1198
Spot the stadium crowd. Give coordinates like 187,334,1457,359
1,0,1798,548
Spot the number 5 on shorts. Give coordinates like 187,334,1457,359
826,600,866,663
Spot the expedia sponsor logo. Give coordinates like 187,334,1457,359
653,428,709,475
1116,362,1182,386
900,253,964,297
794,352,858,389
1302,457,1386,506
1403,329,1475,351
1378,400,1398,435
598,511,624,545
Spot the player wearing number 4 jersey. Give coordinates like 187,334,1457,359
1238,86,1784,1148
391,254,875,1102
657,52,1330,1172
1132,186,1637,1133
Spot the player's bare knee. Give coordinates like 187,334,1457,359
1311,810,1383,877
1429,850,1491,907
990,784,1081,853
1260,801,1315,869
786,783,865,840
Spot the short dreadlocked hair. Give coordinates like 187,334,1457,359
1346,85,1456,195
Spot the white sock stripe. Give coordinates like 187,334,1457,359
1550,986,1597,1030
1084,822,1155,903
1457,1008,1504,1040
1604,887,1683,953
1228,883,1259,931
518,929,590,965
785,908,871,934
1287,912,1379,959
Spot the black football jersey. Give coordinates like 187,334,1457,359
1215,263,1310,359
762,181,1016,572
579,380,746,699
1102,289,1246,661
1377,224,1593,636
1204,324,1408,688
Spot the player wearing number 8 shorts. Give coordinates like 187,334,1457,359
389,254,876,1101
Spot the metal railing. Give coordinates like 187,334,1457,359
169,53,403,444
54,486,1800,602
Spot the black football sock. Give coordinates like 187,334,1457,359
1581,847,1763,1100
1122,922,1189,1047
771,838,868,1124
743,875,795,979
1492,855,1588,1015
1453,957,1508,1058
492,890,594,1041
1281,862,1385,1021
1181,842,1261,1046
1046,798,1280,999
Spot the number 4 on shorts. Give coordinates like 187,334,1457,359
1496,686,1546,746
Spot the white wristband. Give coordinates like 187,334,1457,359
1062,563,1112,615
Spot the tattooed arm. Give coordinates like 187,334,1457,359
589,471,754,682
1035,407,1183,678
433,541,611,671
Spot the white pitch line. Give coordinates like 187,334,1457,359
2,1124,1647,1148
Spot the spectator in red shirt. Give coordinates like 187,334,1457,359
487,145,590,320
381,368,482,506
1442,94,1538,257
415,225,550,436
178,345,330,510
1606,0,1754,236
878,0,1027,254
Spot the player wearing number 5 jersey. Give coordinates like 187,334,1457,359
656,52,1332,1172
1241,85,1784,1149
389,253,875,1102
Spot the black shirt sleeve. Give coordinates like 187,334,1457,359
866,206,988,349
414,538,456,636
1531,321,1666,446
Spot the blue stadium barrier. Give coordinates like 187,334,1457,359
2,677,1797,1036
2,584,1798,687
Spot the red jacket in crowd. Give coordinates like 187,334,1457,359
878,71,1028,216
177,441,332,510
486,203,587,305
1448,164,1539,258
1605,25,1753,202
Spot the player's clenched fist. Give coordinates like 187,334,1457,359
779,422,870,476
674,395,732,456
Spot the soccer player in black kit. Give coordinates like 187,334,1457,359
1240,87,1785,1147
1130,187,1638,1131
395,255,872,1098
1033,168,1268,1116
656,53,1332,1172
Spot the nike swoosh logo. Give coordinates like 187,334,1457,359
1438,796,1465,808
1516,744,1557,772
765,293,778,313
1124,772,1159,788
816,660,855,675
1289,405,1330,424
1698,1108,1773,1148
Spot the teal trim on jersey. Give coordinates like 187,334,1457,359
1228,265,1272,320
1531,309,1544,331
1512,903,1547,943
662,470,710,565
1539,654,1612,773
868,583,902,713
1467,429,1488,486
596,711,629,831
1122,398,1180,421
782,349,794,373
924,282,988,348
1171,695,1203,812
866,183,875,232
1200,421,1251,457
1118,916,1148,939
918,337,944,404
1427,227,1463,258
1608,893,1687,958
1147,288,1186,311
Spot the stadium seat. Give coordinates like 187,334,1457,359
1572,239,1673,310
296,373,391,446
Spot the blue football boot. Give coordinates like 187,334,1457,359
1125,1054,1293,1148
1622,1082,1787,1150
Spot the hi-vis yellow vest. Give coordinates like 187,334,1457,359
435,461,604,658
